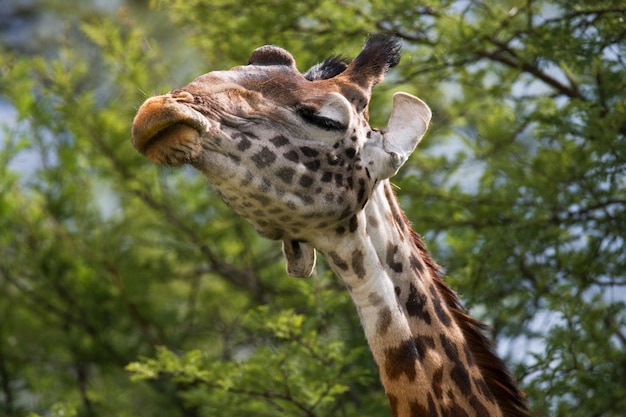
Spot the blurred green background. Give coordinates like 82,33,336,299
1,1,625,416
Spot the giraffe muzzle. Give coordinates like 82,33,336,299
131,94,207,166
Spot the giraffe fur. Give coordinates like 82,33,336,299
131,34,529,417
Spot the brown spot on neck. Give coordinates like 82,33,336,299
384,338,419,382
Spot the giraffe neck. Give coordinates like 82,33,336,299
313,181,518,417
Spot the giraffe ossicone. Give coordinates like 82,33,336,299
131,35,529,417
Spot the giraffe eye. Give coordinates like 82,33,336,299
296,106,346,131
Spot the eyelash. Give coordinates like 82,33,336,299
296,106,346,131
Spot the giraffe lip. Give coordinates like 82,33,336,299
131,95,208,165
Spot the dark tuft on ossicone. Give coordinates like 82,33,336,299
351,34,402,76
340,34,402,91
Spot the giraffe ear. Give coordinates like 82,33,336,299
363,92,431,179
282,240,316,277
384,92,431,163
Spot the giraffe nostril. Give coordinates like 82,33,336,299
171,90,194,102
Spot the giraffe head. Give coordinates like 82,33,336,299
132,35,431,276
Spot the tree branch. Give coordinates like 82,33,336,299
477,40,585,100
130,187,265,301
0,344,14,416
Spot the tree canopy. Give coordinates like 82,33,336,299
0,1,624,416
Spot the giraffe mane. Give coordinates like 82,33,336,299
410,230,530,417
304,56,349,81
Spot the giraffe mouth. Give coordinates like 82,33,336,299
131,94,208,166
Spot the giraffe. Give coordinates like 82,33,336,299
131,35,529,417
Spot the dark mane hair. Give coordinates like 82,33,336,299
410,230,530,417
304,56,348,81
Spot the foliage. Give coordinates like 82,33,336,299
1,0,625,416
125,306,374,416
